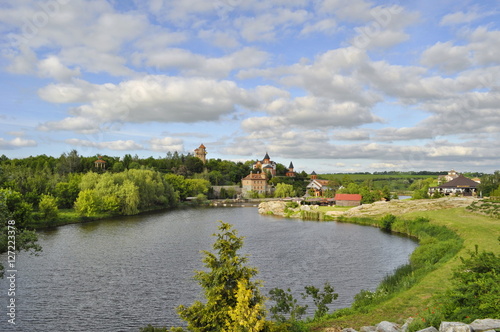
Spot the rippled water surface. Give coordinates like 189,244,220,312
0,207,417,331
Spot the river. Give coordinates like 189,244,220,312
0,207,417,331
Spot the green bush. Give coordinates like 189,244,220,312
38,194,59,222
380,214,396,232
440,245,500,322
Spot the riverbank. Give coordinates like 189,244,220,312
307,201,499,331
257,197,478,220
33,198,273,229
32,202,198,229
257,197,499,331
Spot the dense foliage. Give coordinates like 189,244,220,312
0,188,42,277
478,170,500,197
408,244,500,331
167,222,267,332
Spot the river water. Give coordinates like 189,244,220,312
0,207,417,331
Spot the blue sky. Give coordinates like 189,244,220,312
1,0,499,173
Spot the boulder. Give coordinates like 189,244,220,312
258,201,286,216
301,205,311,211
342,328,358,332
360,326,376,332
376,321,401,332
417,327,439,332
439,322,472,332
469,319,500,332
401,317,414,332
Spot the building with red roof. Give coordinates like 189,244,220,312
334,193,362,206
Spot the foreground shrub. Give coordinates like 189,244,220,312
170,222,266,331
440,245,500,322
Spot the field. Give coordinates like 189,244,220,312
309,200,500,331
318,173,439,193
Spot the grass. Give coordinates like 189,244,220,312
308,207,500,331
31,209,114,228
317,206,355,212
320,174,434,181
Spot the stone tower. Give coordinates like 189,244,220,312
194,144,207,164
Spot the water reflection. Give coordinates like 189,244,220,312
0,207,417,332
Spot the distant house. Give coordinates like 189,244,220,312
334,194,362,206
285,162,296,177
428,174,479,196
252,152,277,177
242,172,271,196
438,169,459,184
94,156,106,170
306,179,331,197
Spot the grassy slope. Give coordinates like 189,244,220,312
310,207,500,331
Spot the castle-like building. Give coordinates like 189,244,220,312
252,152,276,176
194,144,207,163
241,152,299,196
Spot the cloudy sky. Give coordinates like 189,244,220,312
1,0,499,173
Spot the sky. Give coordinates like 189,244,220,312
0,0,499,174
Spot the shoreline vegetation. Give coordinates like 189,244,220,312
259,197,500,331
139,198,499,331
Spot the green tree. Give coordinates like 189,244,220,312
185,179,211,198
165,174,189,200
441,245,500,321
112,161,125,172
174,222,266,331
268,288,307,323
381,186,391,201
208,170,224,186
57,149,81,174
38,194,59,222
74,189,101,217
0,188,33,229
55,174,81,209
302,282,338,320
225,280,267,332
185,156,204,174
274,183,296,198
479,170,500,196
0,189,41,277
117,180,140,215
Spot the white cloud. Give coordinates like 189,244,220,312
65,138,144,151
420,42,472,73
197,30,240,48
319,0,374,22
440,9,482,26
37,55,80,81
149,137,184,152
37,75,257,131
38,116,101,134
136,47,268,78
263,96,382,128
38,79,92,103
0,137,37,149
348,5,419,50
300,18,337,35
5,45,37,74
235,8,309,41
332,130,370,141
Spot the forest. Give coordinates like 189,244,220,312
1,151,499,227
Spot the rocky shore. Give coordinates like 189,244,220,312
258,197,478,220
324,319,500,332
